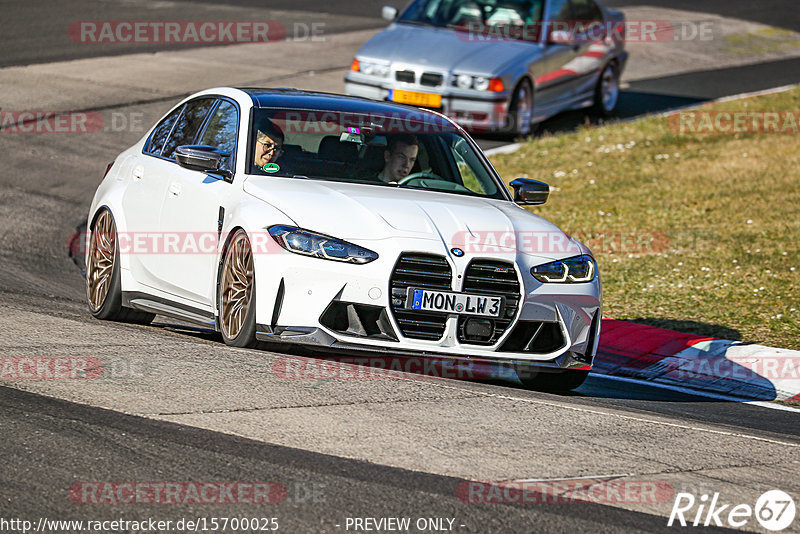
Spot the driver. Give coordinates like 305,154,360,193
377,134,418,183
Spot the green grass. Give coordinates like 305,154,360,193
722,28,800,56
490,87,800,349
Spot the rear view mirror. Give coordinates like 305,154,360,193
510,178,549,205
382,6,399,21
175,145,232,179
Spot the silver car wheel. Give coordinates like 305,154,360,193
600,65,620,112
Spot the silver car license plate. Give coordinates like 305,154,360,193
407,288,503,317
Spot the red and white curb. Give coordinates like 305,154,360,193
594,320,800,404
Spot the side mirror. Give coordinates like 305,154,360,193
546,28,573,45
510,178,549,205
382,6,399,21
175,145,232,179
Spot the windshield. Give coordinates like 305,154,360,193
398,0,545,41
248,109,506,200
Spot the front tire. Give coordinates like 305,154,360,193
218,229,258,348
508,79,533,136
86,209,154,324
592,62,620,117
516,366,589,392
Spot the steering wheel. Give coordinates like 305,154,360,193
397,171,444,186
397,171,473,193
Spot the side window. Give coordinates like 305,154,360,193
161,98,216,160
145,106,183,156
571,0,602,23
548,0,573,23
197,100,239,172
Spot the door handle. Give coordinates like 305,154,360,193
132,165,144,181
168,183,181,196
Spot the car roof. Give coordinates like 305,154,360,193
237,87,455,126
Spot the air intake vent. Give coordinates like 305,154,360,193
395,70,416,83
389,254,452,340
420,72,443,87
457,260,520,345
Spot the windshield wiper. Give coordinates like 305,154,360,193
397,20,439,28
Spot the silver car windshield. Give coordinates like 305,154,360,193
249,109,506,200
398,0,545,41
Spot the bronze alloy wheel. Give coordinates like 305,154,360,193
86,210,116,312
219,230,255,341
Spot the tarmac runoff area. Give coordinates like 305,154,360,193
0,5,799,528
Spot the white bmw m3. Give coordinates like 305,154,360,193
86,87,601,391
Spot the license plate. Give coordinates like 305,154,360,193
407,288,503,317
390,89,442,108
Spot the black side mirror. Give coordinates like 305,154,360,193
175,145,232,179
510,178,549,205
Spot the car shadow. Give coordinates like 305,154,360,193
621,318,741,341
472,89,707,147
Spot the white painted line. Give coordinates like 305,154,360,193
590,373,800,414
484,142,523,157
416,380,800,447
504,473,636,483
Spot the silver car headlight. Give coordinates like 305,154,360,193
453,74,505,92
268,225,378,264
531,255,597,283
358,61,390,78
456,74,473,89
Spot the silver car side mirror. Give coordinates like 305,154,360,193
382,6,398,21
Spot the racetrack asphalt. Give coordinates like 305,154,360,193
1,1,799,532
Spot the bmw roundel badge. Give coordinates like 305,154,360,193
451,248,465,257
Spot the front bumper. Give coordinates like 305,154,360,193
344,78,511,133
252,245,601,370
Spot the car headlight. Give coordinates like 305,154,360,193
531,255,597,283
453,74,505,92
456,74,473,89
356,60,390,78
268,225,378,264
473,76,490,91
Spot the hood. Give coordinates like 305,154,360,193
356,23,539,74
244,176,583,262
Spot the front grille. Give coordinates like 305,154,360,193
457,260,521,345
420,72,443,87
395,70,416,83
389,254,452,340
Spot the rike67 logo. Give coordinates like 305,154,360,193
668,490,796,531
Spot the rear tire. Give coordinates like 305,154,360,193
516,366,589,392
218,229,258,348
86,209,154,325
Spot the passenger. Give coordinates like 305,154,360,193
253,119,285,168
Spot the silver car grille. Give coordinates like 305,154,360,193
393,70,445,87
389,254,521,344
